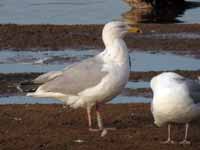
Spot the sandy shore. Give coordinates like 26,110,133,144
0,104,199,150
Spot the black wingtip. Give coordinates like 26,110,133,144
17,81,39,93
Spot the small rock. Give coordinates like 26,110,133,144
101,129,108,137
74,139,85,143
13,117,22,121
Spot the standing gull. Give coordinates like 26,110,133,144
27,21,141,136
150,72,200,144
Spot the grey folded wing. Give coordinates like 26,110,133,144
39,57,108,95
185,79,200,104
33,71,63,84
33,63,77,84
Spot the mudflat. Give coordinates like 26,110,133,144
0,23,200,149
0,104,199,150
0,24,200,54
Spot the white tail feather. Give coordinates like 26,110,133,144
27,92,34,96
61,96,83,108
27,91,65,98
27,91,82,108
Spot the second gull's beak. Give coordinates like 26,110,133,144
128,26,142,33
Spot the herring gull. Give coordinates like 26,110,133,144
150,72,200,144
27,21,142,136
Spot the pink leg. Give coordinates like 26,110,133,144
161,124,175,144
96,104,116,137
87,106,101,132
86,107,92,129
87,104,115,137
179,123,191,145
96,104,103,130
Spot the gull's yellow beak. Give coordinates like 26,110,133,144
128,26,142,33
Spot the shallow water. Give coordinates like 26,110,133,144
126,81,149,89
0,0,200,24
0,96,151,104
131,51,200,71
0,49,199,73
0,50,99,73
0,0,126,24
0,49,97,64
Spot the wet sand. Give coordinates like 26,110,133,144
0,104,199,150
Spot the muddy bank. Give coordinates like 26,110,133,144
129,70,200,81
0,70,199,97
0,104,199,150
1,24,200,54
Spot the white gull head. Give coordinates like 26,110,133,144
102,21,141,48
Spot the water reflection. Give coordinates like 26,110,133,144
30,1,104,6
122,1,200,23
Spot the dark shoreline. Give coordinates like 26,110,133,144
0,24,200,54
0,70,199,97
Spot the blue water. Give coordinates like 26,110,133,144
131,51,200,71
0,0,199,24
0,0,127,24
0,50,199,73
126,81,149,89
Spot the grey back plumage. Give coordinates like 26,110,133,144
39,56,108,95
177,77,200,104
186,79,200,104
33,71,63,84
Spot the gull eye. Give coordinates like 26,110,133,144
118,24,126,29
